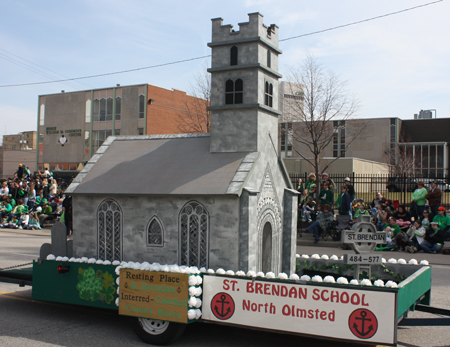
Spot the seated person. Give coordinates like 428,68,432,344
420,222,445,253
2,215,19,228
394,205,411,232
432,206,450,241
18,211,29,229
383,217,401,249
0,198,12,220
306,204,334,244
298,189,308,221
372,204,390,231
406,219,426,253
353,202,370,221
303,196,316,223
37,199,53,225
422,209,431,230
371,192,383,215
26,212,41,230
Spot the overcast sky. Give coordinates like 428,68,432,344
1,0,448,138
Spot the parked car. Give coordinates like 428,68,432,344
386,177,418,192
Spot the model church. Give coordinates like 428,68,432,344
66,12,298,274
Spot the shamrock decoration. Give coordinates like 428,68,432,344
77,267,117,304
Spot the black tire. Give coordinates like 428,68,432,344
132,318,186,345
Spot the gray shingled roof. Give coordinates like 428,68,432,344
67,134,258,196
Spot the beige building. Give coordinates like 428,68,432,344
283,157,390,176
279,116,450,178
2,150,36,179
2,131,37,151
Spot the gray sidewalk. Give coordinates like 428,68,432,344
0,227,52,237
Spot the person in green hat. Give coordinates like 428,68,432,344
9,194,16,208
38,199,53,225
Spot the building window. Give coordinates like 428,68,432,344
179,201,209,268
139,94,145,119
100,98,106,121
93,99,100,122
115,97,121,121
39,104,45,126
265,81,273,107
267,50,271,68
147,216,164,246
106,97,113,121
280,123,292,157
230,46,238,66
85,99,91,123
138,127,144,135
225,79,243,105
98,199,122,261
332,120,346,157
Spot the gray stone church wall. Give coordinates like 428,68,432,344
72,195,240,269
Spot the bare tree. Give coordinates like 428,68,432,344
282,54,365,196
383,134,416,176
176,69,211,133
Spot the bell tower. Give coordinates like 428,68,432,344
208,13,282,153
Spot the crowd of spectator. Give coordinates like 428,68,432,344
0,165,73,234
297,173,449,252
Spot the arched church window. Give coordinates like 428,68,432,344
230,46,238,66
225,79,243,105
98,199,122,261
179,201,209,268
147,216,164,246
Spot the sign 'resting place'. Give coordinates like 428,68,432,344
118,270,189,323
202,275,397,345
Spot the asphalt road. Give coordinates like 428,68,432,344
1,231,450,347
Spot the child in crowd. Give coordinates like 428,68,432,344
353,202,370,221
383,217,401,248
304,196,316,223
18,212,29,229
298,189,308,221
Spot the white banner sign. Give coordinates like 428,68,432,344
202,275,397,345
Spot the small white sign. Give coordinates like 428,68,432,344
344,254,382,264
202,275,396,345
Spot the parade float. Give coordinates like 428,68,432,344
0,12,442,347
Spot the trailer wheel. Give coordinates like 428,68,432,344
132,317,186,345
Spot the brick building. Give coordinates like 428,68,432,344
37,84,208,173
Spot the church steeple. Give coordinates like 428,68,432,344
208,13,282,153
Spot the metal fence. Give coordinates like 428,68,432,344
289,173,450,209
